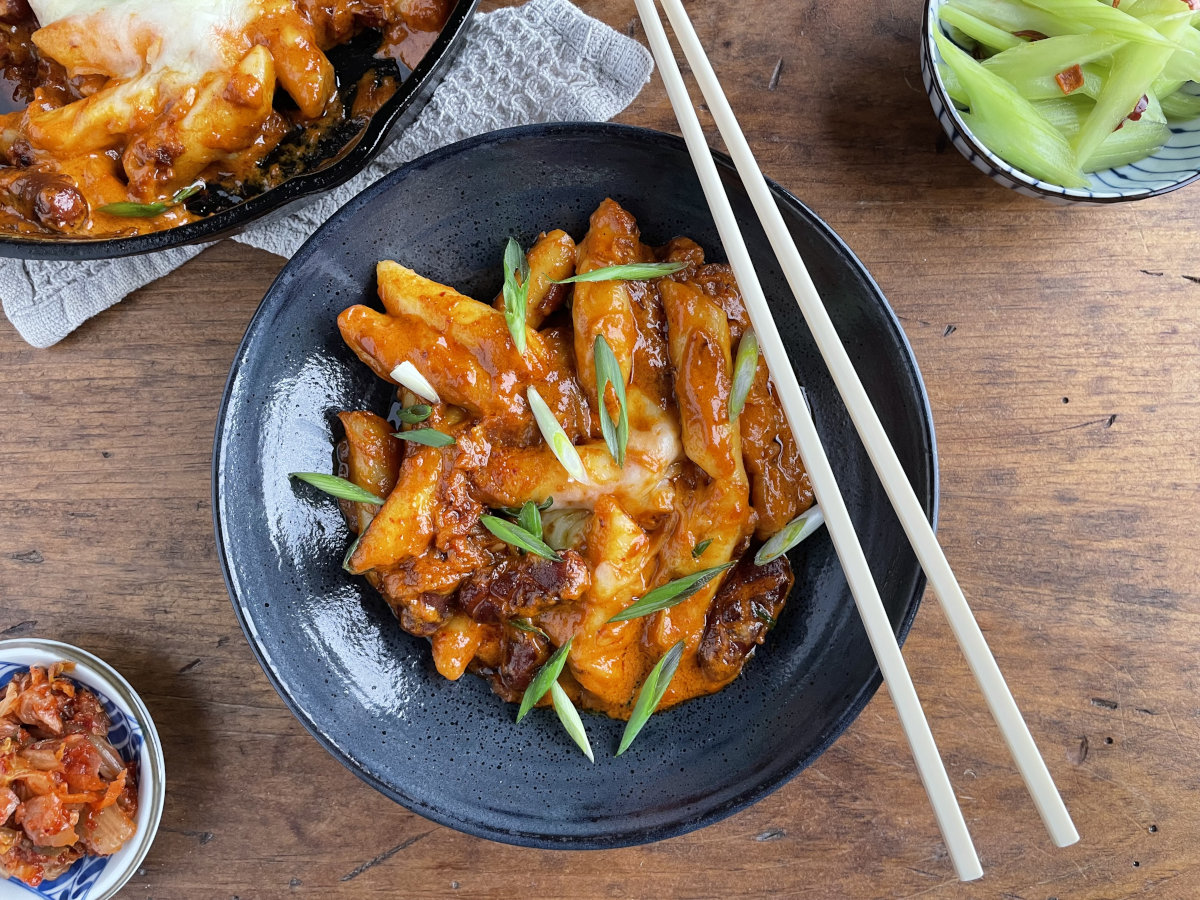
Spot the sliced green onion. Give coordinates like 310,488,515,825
480,515,562,562
516,500,543,541
691,539,713,559
528,386,590,484
289,472,385,505
553,262,686,284
752,602,777,629
396,404,432,424
608,563,734,623
509,618,550,640
755,505,825,565
593,334,629,467
393,428,455,447
496,497,553,517
502,238,530,355
390,361,441,403
342,532,364,573
550,681,594,762
517,638,572,722
98,182,202,218
617,640,684,755
99,201,169,218
729,329,759,420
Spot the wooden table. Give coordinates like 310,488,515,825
3,1,1198,897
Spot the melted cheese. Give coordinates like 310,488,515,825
29,0,259,80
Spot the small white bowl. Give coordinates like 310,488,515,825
922,0,1200,202
0,638,165,900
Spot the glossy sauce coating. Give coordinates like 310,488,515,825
0,0,452,237
334,199,812,719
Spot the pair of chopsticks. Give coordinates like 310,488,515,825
633,0,1079,881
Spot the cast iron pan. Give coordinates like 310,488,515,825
212,123,938,848
0,0,479,261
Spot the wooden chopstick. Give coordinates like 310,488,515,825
655,0,1079,855
633,0,984,882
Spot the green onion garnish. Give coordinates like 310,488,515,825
752,602,777,629
608,563,735,623
729,329,759,420
496,497,553,517
289,472,385,505
480,515,562,562
342,532,364,573
755,505,825,565
516,500,544,541
517,638,572,722
502,238,530,355
396,404,432,424
528,386,590,484
550,681,594,762
594,334,629,468
617,640,684,755
393,429,455,447
553,262,686,284
691,539,712,559
98,182,203,218
509,618,550,640
390,361,441,403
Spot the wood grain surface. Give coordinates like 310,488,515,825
3,1,1198,897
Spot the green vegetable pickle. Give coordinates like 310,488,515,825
935,29,1088,186
935,0,1200,184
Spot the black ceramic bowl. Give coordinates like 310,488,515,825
0,0,478,261
213,123,938,848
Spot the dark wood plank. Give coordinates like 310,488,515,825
3,0,1198,896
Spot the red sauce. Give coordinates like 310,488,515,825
0,663,138,888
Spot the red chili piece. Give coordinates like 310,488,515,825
1115,94,1150,131
1055,64,1085,95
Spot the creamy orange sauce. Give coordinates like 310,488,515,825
335,199,813,720
0,0,452,237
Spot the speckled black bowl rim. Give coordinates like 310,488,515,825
921,0,1200,203
212,122,939,849
0,0,479,261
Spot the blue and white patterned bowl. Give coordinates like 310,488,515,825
922,0,1200,202
0,639,164,900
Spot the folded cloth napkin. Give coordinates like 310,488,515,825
0,0,652,348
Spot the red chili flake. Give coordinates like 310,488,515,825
1182,0,1199,10
1129,94,1149,121
1055,64,1085,95
1013,29,1049,40
1115,94,1150,130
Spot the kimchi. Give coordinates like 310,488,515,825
0,662,138,887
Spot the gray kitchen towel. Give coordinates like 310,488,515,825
0,0,652,348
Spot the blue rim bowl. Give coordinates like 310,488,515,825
922,0,1200,202
0,638,165,900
